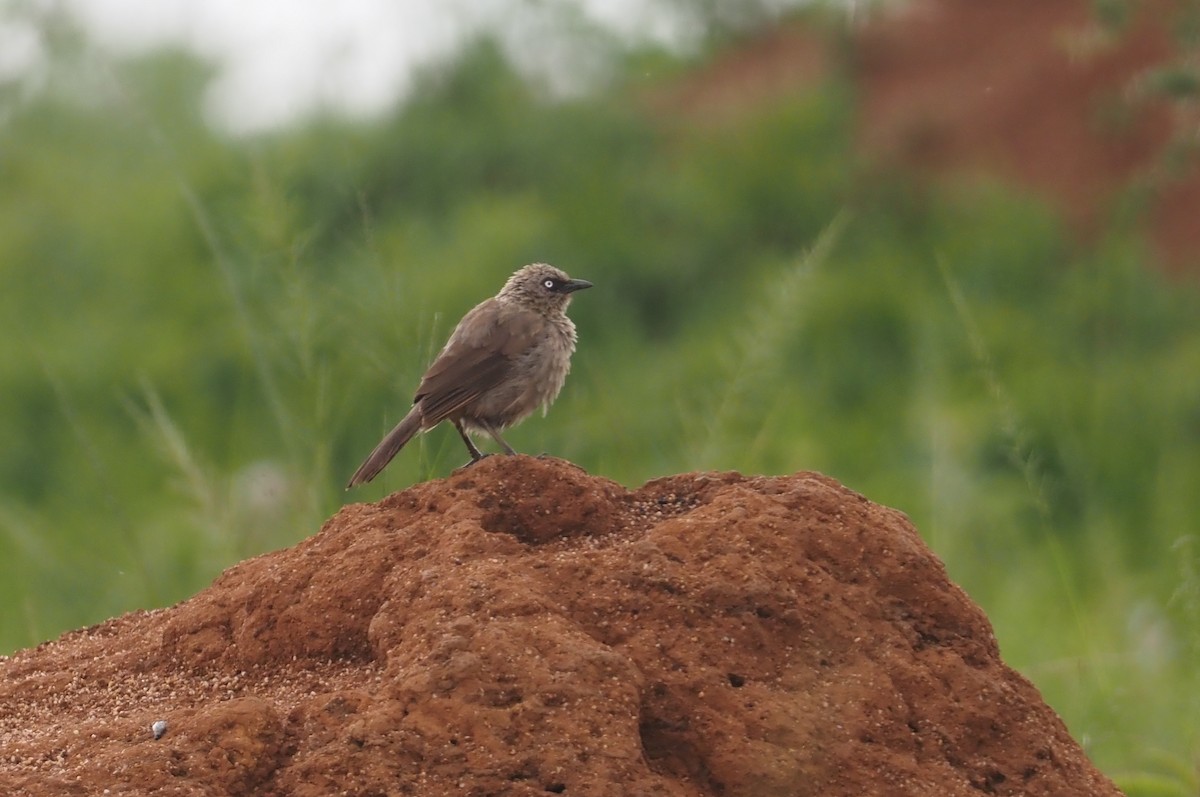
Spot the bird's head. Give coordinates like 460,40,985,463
499,263,593,312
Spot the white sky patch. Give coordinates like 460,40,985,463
0,18,44,83
61,0,480,132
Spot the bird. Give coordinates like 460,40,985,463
346,263,592,488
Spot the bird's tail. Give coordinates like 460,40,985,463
346,407,423,488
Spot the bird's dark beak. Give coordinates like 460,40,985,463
560,278,593,294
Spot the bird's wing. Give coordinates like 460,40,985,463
413,299,546,425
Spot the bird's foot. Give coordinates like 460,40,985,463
452,453,492,472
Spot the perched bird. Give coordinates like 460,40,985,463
346,263,592,488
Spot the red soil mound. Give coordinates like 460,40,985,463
855,0,1198,272
659,0,1198,274
0,457,1119,796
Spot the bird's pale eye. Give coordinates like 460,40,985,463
543,279,556,290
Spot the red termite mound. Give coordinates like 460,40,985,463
0,457,1120,796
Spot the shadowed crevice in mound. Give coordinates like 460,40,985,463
0,456,1120,797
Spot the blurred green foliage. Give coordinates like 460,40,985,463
1,15,1198,791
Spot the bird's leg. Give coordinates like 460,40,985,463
478,421,518,456
453,419,488,463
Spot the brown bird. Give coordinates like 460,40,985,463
346,263,592,488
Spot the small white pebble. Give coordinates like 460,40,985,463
151,720,168,740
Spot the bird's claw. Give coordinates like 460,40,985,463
456,453,493,471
